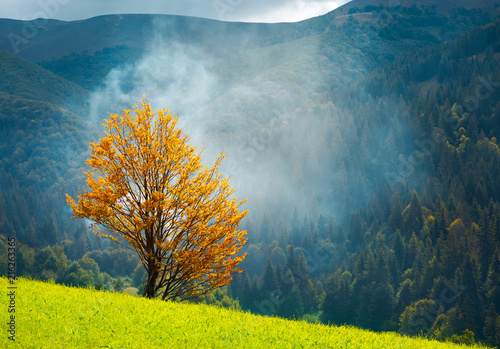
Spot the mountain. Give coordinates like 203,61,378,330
0,49,86,103
1,0,500,346
0,15,289,62
333,0,500,14
0,0,496,91
0,49,90,246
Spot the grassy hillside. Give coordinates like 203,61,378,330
0,277,489,348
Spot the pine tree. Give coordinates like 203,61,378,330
250,274,262,308
389,192,403,232
348,212,364,251
239,270,253,310
369,281,396,331
261,258,279,295
403,191,424,236
321,271,353,325
457,258,485,336
393,230,405,267
396,278,413,314
276,287,304,320
483,303,500,347
230,271,242,300
484,252,500,311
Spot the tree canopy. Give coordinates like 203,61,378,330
67,99,248,301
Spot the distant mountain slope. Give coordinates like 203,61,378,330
0,50,89,245
332,0,500,15
0,14,290,62
0,0,495,94
0,49,86,103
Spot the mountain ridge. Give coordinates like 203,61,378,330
1,0,499,63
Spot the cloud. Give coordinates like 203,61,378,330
233,0,351,23
0,0,349,22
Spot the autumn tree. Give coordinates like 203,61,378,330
67,99,247,301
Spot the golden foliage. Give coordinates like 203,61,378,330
67,99,247,301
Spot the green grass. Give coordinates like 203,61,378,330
0,277,488,348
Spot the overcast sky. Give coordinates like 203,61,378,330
0,0,351,23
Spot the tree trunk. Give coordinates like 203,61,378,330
142,262,158,298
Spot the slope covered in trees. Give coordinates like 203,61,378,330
0,49,90,244
231,18,500,346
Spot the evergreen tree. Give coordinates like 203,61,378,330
239,270,253,311
251,274,262,308
276,287,304,319
369,282,396,331
348,212,364,251
261,258,279,295
321,271,353,325
483,303,500,347
457,258,485,336
397,279,413,314
392,230,405,267
389,192,403,232
286,242,297,270
484,251,500,312
403,192,424,236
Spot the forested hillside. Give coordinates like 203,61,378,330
0,0,499,346
224,18,500,347
0,49,89,243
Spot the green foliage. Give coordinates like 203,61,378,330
0,50,87,103
399,299,443,336
59,256,102,288
0,50,90,247
41,45,142,90
448,329,478,346
195,287,242,311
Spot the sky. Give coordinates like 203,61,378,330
0,0,351,23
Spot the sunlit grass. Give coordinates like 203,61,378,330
0,277,489,348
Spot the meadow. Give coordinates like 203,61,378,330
0,277,490,348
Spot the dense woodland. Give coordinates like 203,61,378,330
0,1,499,347
229,19,500,347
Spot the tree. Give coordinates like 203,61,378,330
67,99,248,301
388,192,403,232
238,270,253,310
35,245,68,280
348,211,364,251
399,299,442,336
321,271,353,325
403,191,423,236
483,303,500,347
261,258,279,295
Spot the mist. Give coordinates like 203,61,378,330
84,15,411,237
